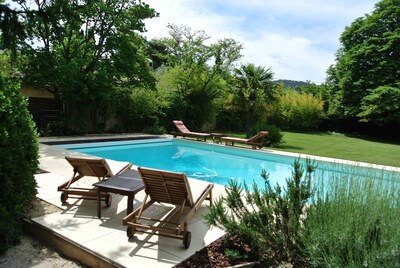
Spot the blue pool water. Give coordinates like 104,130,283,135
58,138,398,189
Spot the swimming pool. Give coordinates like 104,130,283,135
58,138,398,189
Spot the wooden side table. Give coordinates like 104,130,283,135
93,169,145,218
210,133,224,143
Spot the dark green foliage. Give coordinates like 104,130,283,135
3,0,157,133
112,87,165,133
164,66,221,129
154,25,243,130
0,57,39,254
0,3,26,56
146,39,169,70
204,159,314,266
215,109,246,132
326,0,400,130
232,63,275,137
224,248,249,262
358,85,400,125
251,122,282,147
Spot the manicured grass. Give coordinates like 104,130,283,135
221,131,400,167
275,132,400,167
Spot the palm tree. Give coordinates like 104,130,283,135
233,63,274,137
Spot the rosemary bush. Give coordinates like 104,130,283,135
204,158,315,266
204,159,400,267
303,166,400,267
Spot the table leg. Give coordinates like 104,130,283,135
127,194,134,215
97,188,101,218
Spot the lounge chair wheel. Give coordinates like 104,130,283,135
183,231,191,249
127,226,135,238
105,194,112,207
60,192,68,203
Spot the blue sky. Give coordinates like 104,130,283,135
142,0,380,83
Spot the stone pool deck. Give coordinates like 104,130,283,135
32,135,226,268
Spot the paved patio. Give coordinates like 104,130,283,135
32,136,226,267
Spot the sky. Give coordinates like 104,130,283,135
141,0,380,84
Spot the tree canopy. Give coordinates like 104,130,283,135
231,63,274,137
326,0,400,128
1,0,158,132
2,0,399,137
154,24,243,130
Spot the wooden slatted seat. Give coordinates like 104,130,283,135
221,131,269,149
123,167,213,249
172,120,210,141
57,157,132,206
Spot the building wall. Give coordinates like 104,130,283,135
21,87,54,99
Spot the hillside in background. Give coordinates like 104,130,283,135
274,79,310,88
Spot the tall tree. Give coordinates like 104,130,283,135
1,0,157,132
0,1,26,56
232,63,274,137
326,0,400,127
154,24,243,130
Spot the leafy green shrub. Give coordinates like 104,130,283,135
215,109,246,132
0,59,39,254
204,159,315,266
156,63,222,131
303,167,400,267
251,122,283,147
143,119,167,134
358,85,400,125
113,87,165,132
225,248,248,262
277,90,324,131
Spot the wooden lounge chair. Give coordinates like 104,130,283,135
123,167,213,249
221,131,269,149
57,157,132,205
172,120,210,141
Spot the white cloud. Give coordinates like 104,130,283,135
242,33,334,82
144,0,242,40
143,0,378,83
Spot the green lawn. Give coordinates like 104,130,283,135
221,131,400,167
276,132,400,167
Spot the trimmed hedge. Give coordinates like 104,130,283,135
0,65,39,253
